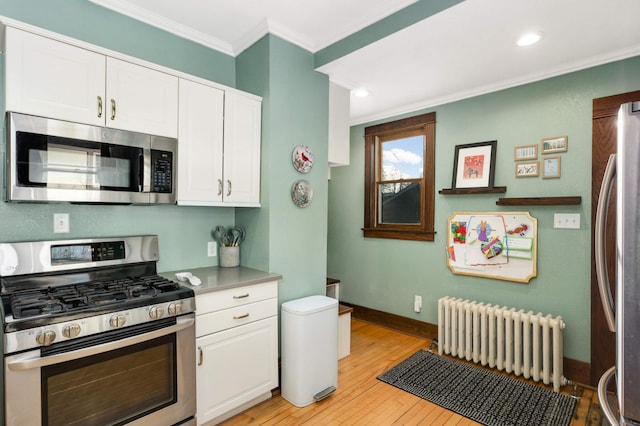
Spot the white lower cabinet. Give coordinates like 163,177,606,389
195,282,278,425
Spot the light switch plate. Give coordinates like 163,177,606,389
554,213,580,229
53,213,69,233
207,241,217,257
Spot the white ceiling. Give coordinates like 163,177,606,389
90,0,640,125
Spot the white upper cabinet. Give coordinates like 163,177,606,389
328,81,350,167
177,81,261,207
5,26,106,127
177,79,225,204
222,91,262,206
4,27,178,138
106,57,178,138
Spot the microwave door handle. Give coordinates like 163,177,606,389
595,153,617,332
598,366,619,425
139,152,144,191
141,150,151,193
7,316,194,371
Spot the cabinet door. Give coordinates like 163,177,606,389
196,316,278,425
177,79,224,205
106,57,178,137
5,27,106,126
222,92,262,206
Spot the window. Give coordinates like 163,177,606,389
363,112,436,241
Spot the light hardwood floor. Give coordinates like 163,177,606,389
222,318,604,425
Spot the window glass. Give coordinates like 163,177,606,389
363,112,436,241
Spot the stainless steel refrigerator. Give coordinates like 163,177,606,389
595,101,640,426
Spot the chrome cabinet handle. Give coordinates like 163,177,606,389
227,180,232,197
110,99,116,120
197,346,203,366
233,293,249,299
218,179,223,196
97,96,103,118
233,313,249,320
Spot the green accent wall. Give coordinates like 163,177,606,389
327,56,640,363
0,0,235,86
237,35,330,303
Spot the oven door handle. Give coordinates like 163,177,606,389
7,316,194,371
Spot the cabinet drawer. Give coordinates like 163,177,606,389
196,298,277,336
196,281,277,314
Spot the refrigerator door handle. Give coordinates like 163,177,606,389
598,365,619,426
595,153,617,332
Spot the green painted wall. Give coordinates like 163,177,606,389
327,56,640,363
237,35,330,304
0,1,238,273
0,0,235,86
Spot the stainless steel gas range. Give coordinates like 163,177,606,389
0,235,196,426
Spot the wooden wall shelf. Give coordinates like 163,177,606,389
439,186,507,195
495,196,582,206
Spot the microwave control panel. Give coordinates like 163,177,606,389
151,150,173,193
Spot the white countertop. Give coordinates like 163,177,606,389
160,266,282,295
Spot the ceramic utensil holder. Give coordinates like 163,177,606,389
219,246,240,267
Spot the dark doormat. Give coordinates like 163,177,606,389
377,350,576,426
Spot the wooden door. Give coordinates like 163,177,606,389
591,90,640,385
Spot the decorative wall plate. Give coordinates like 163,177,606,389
291,179,313,208
292,145,314,173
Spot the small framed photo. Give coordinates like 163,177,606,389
542,156,561,178
541,136,568,154
515,162,539,178
514,144,538,161
451,140,497,189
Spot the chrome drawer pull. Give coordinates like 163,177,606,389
218,179,223,196
111,99,116,120
97,96,103,118
198,346,203,366
233,293,249,299
227,180,232,196
233,313,249,320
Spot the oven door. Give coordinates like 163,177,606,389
4,314,196,426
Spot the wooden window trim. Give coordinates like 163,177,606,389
363,112,436,242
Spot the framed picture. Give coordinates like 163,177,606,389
541,136,568,154
514,144,538,161
451,140,497,189
542,156,561,178
515,161,539,178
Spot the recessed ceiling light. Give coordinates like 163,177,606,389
353,88,369,98
517,32,542,47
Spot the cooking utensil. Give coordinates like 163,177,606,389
230,226,245,246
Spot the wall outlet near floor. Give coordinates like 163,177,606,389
554,213,580,229
207,241,217,257
414,295,422,313
53,213,69,233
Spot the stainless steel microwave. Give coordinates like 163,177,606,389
6,112,176,204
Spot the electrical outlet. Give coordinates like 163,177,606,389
414,295,422,313
553,213,580,229
207,241,217,257
53,213,69,233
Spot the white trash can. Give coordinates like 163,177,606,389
281,295,338,407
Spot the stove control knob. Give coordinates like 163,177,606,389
62,323,81,339
149,306,165,319
168,302,183,316
36,330,56,346
110,314,127,328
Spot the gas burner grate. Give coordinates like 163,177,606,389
8,275,183,319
